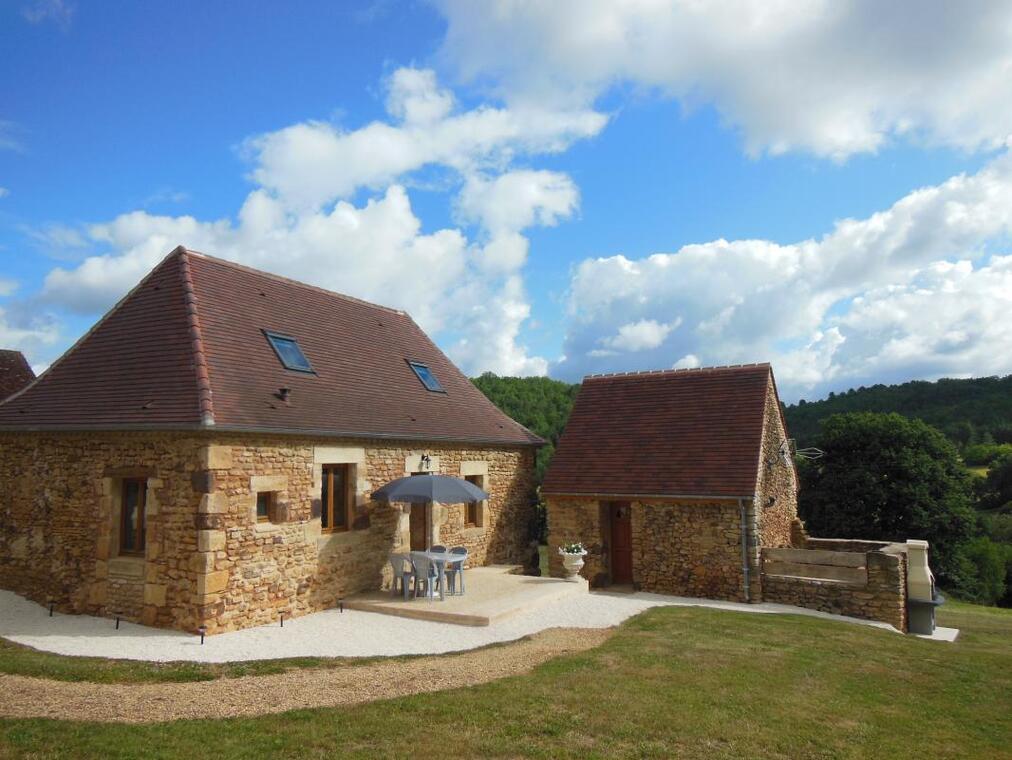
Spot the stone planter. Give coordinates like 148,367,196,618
559,549,588,580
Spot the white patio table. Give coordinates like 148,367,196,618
409,550,463,602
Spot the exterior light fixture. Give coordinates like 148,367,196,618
198,625,207,645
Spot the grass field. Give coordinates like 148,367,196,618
0,601,1008,759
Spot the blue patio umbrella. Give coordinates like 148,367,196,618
371,473,489,504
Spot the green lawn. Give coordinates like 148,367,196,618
0,602,1009,759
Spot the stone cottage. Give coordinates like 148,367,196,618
543,364,795,602
542,364,912,631
0,247,540,634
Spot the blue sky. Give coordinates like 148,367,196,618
2,1,1011,401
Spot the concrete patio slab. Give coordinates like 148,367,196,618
344,566,587,626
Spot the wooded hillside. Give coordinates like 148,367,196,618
784,375,1012,448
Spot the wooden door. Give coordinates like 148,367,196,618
409,503,428,550
609,502,633,584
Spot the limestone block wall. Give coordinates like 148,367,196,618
761,549,908,631
545,497,608,584
546,496,756,602
756,380,799,550
0,431,536,634
0,431,205,630
191,436,536,633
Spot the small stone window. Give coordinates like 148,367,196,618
464,474,485,528
256,491,278,523
119,478,147,555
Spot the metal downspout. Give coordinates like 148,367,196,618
739,498,751,602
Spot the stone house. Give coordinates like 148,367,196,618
0,247,540,634
543,364,796,602
542,364,911,631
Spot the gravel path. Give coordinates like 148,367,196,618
0,588,898,663
0,627,611,723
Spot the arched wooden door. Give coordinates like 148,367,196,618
608,501,633,584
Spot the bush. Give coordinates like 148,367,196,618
952,538,1010,607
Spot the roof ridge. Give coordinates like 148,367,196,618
584,362,771,381
182,247,408,317
176,249,216,426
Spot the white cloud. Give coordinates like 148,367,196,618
0,305,60,358
0,279,18,297
438,0,1012,159
672,354,700,370
244,67,605,210
456,169,579,237
0,121,24,153
0,187,9,199
21,0,73,30
32,68,595,377
599,318,678,353
559,151,1012,398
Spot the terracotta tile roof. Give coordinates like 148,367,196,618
0,350,35,401
541,364,778,498
0,247,541,446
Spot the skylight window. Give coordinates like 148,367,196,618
264,331,314,373
408,360,445,393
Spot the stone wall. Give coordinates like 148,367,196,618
756,379,799,550
545,496,607,584
198,437,536,633
0,431,536,634
761,548,908,631
0,431,205,630
546,496,753,602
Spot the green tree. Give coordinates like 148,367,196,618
470,372,580,484
979,453,1012,511
799,412,977,586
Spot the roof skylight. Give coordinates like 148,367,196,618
408,360,445,393
264,331,314,373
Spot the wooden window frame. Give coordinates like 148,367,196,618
119,477,147,556
464,474,482,528
321,464,354,533
255,491,276,524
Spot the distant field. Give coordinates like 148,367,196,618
0,601,1008,759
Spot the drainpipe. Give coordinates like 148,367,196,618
738,498,751,603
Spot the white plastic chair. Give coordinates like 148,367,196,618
446,546,468,595
389,553,415,600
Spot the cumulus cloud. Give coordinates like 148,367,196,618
438,0,1012,158
243,67,605,209
599,319,678,353
559,151,1012,399
31,68,595,376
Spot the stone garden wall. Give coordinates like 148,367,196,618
761,548,908,631
765,519,909,631
0,431,536,634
